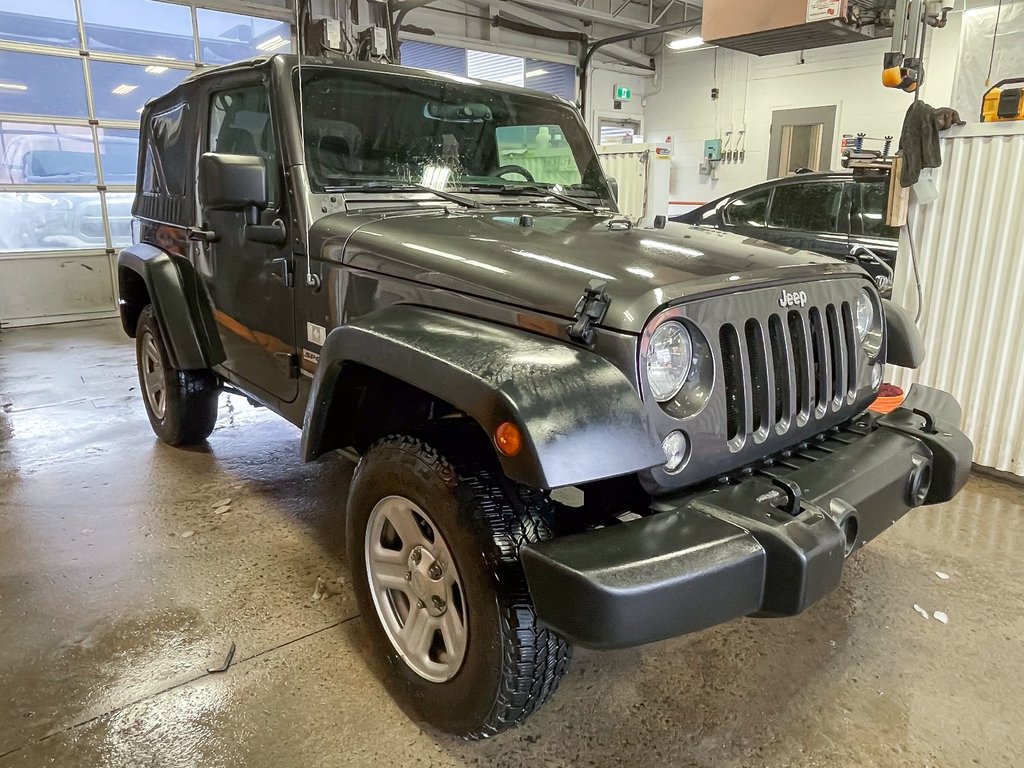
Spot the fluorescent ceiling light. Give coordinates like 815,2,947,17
525,68,548,78
256,35,289,51
112,83,139,95
0,82,27,91
668,35,705,50
145,65,169,74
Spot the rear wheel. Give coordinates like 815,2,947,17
347,434,571,739
135,305,219,446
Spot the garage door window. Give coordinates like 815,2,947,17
0,0,291,260
723,189,771,227
0,0,79,48
0,51,88,118
768,182,844,232
80,0,194,60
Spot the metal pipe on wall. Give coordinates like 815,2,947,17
579,15,701,115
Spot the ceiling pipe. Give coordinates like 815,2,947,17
579,15,701,115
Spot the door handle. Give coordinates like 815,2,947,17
187,227,219,243
271,257,293,288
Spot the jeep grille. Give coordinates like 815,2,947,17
720,302,859,449
639,277,881,492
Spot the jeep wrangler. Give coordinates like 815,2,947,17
118,55,972,738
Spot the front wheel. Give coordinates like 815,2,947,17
347,435,571,739
135,305,219,446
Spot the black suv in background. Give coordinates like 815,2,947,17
672,172,898,296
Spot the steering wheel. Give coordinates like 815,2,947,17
493,164,536,183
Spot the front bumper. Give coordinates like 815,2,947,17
521,385,973,650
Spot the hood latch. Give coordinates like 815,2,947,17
568,280,611,345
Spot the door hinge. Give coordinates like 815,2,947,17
568,279,611,345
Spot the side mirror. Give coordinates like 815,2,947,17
199,152,268,212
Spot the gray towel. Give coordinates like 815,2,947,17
899,101,943,188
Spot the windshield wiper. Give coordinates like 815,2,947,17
465,184,599,213
324,182,481,209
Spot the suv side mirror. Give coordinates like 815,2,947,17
199,153,268,213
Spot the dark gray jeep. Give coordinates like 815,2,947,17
118,55,972,738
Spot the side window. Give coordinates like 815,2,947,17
853,181,900,238
144,102,189,197
209,85,280,205
767,182,845,232
722,188,771,227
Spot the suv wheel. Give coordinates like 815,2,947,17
135,305,219,446
347,435,571,739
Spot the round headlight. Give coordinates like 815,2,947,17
856,288,883,356
646,321,692,402
855,290,875,341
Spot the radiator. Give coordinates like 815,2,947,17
890,122,1024,476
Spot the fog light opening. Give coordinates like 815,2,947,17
842,516,859,558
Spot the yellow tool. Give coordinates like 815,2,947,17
882,0,953,93
981,79,1024,122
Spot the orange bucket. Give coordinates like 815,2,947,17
870,384,906,415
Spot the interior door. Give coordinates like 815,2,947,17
764,180,850,257
199,81,298,402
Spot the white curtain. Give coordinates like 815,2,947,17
952,1,1024,120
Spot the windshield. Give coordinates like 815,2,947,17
296,68,609,198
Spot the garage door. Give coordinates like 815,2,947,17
0,0,292,327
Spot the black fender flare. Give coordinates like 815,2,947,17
882,299,925,369
117,243,225,370
301,305,665,489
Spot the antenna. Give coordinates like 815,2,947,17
295,0,319,289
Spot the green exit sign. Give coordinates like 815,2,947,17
614,85,632,102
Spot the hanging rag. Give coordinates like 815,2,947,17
899,101,943,188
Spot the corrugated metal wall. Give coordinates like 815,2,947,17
598,149,649,223
890,124,1024,476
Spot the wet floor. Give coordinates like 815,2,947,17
0,319,1021,767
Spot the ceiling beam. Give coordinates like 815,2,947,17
505,0,658,30
453,0,655,69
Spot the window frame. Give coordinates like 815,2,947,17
722,186,773,228
205,78,283,209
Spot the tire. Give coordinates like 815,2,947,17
347,434,571,739
135,305,219,446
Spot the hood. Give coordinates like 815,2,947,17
315,209,865,334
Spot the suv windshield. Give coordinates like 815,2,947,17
297,68,608,198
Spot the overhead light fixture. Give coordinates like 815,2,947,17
145,65,169,74
0,82,28,91
112,83,139,95
525,68,548,78
668,35,705,50
256,35,289,51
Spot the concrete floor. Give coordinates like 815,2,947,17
0,319,1021,767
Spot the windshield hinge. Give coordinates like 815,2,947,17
568,280,611,345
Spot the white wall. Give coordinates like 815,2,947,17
645,13,963,214
589,67,650,136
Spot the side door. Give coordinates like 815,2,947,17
198,80,298,402
849,178,900,295
764,179,850,257
718,186,772,242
